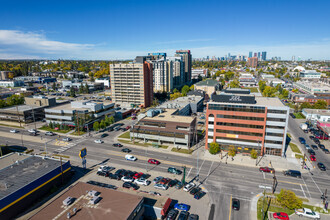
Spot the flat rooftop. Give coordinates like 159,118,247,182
0,153,67,200
0,104,44,112
145,109,195,123
29,181,143,220
158,96,203,109
210,95,286,108
303,108,330,116
255,97,286,107
46,101,113,111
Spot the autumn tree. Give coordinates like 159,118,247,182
209,142,220,155
276,189,302,210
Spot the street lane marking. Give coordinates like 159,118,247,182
309,173,323,194
300,184,307,198
228,194,232,220
301,177,312,198
186,167,193,179
265,178,302,186
263,172,265,179
207,161,214,177
198,159,206,174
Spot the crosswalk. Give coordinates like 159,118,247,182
53,138,86,153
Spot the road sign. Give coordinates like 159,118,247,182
79,148,87,159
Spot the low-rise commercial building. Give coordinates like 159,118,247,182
293,80,330,95
302,108,330,122
95,77,110,88
0,153,72,220
299,70,321,79
195,79,221,98
45,101,115,127
239,73,257,87
25,95,57,107
191,69,208,79
205,90,289,156
130,109,197,148
158,95,204,115
14,76,56,84
0,80,24,87
0,105,45,123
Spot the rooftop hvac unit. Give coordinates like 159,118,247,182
89,196,102,205
88,190,100,197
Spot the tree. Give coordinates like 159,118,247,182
170,92,182,100
282,89,289,98
109,116,115,125
79,83,84,94
313,100,327,109
259,80,266,92
100,120,106,129
104,116,110,126
209,142,220,155
300,102,312,110
276,189,302,210
228,146,237,157
262,86,277,97
181,85,190,96
52,82,56,91
250,149,258,159
70,87,76,97
152,98,159,107
190,85,195,91
49,122,53,129
229,79,240,88
173,88,179,93
84,83,89,94
294,104,300,113
93,121,100,131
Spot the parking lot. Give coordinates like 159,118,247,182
80,163,210,219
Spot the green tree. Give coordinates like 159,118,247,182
181,85,190,96
170,92,182,100
229,79,240,88
276,189,302,210
228,146,237,157
100,120,106,129
173,88,179,93
282,89,289,98
259,80,267,93
262,86,277,97
93,121,100,131
109,116,115,125
300,102,312,110
52,82,56,91
70,87,76,97
250,149,258,159
84,83,89,94
79,83,84,94
49,122,53,129
209,142,220,155
190,85,195,91
104,116,110,126
313,100,327,109
294,104,300,113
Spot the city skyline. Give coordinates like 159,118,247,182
0,0,330,60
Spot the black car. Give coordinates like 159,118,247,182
190,187,201,195
298,137,306,144
175,182,184,189
311,145,318,150
168,179,179,187
317,162,326,171
232,198,240,210
290,113,296,118
108,173,120,180
283,170,301,178
123,182,139,190
314,139,320,144
323,149,330,154
96,171,108,177
113,143,123,147
309,135,315,140
319,144,325,150
115,169,126,176
100,133,108,138
188,214,199,220
177,211,189,220
29,132,37,136
194,191,206,200
166,209,179,220
121,148,131,153
308,149,315,155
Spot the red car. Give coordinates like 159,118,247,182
273,212,289,220
160,178,171,185
259,167,275,173
148,159,160,165
310,155,316,161
133,172,143,180
126,126,131,130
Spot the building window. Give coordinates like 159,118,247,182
208,121,214,125
216,114,264,121
216,122,263,129
266,132,284,137
265,140,283,145
209,104,265,113
267,118,286,122
216,136,261,144
266,125,284,129
216,129,263,137
267,109,287,114
209,114,214,118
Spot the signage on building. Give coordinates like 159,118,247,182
229,95,242,102
226,134,238,138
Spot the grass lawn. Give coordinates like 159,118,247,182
289,143,301,154
39,126,70,134
0,123,22,129
295,154,304,159
118,139,169,149
257,198,295,220
287,133,292,138
293,112,306,119
118,131,130,139
71,131,86,136
244,87,259,93
171,148,193,154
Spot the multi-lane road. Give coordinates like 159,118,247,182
1,119,329,220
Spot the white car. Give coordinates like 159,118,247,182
154,184,168,190
134,178,151,186
121,176,134,182
45,131,55,136
125,154,137,161
183,182,195,192
28,129,37,133
63,137,72,142
10,129,18,133
98,165,115,172
94,139,104,144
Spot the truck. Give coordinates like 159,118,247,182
295,208,320,219
300,123,308,132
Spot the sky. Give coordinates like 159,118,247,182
0,0,330,60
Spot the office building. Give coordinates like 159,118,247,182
95,77,110,88
257,52,261,59
195,79,221,98
239,73,257,87
249,52,253,58
299,70,321,79
205,89,289,156
110,62,153,107
247,57,258,68
0,105,45,123
0,153,71,220
130,109,197,148
25,95,57,107
175,50,192,83
293,80,330,95
262,51,267,61
158,95,204,115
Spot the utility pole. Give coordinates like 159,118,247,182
16,105,22,128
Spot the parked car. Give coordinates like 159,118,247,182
175,182,184,189
166,209,179,220
168,167,182,175
126,126,131,130
283,170,301,178
189,187,201,195
113,143,123,147
134,178,151,186
148,159,160,165
121,148,131,153
108,173,120,180
259,167,275,173
232,198,240,211
133,172,144,180
122,182,139,190
273,212,289,220
194,191,206,200
298,137,306,144
309,135,315,140
310,155,316,161
96,171,108,177
174,203,190,211
319,144,325,150
308,149,315,155
183,182,196,192
121,176,134,182
323,149,330,154
154,184,168,190
45,131,55,136
305,144,311,150
153,176,163,183
295,208,320,219
160,178,171,185
313,139,320,144
177,211,190,220
125,154,137,161
188,214,199,220
94,139,104,144
311,145,318,150
63,137,72,142
168,179,179,187
98,165,115,172
10,129,18,133
317,162,326,171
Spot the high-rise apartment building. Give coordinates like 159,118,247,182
151,58,173,93
175,50,192,84
247,57,258,68
205,89,289,156
248,52,253,58
261,51,267,61
110,62,153,107
167,56,184,88
257,52,261,59
254,52,257,57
